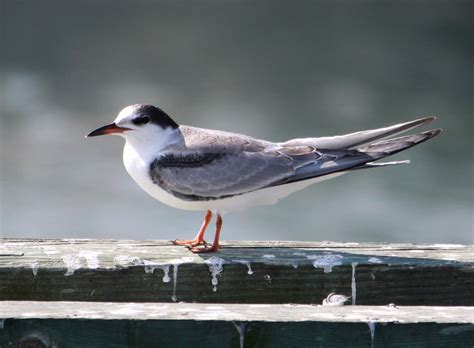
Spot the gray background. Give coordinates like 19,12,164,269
1,0,472,243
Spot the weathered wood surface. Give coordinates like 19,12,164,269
1,301,473,323
0,239,472,305
0,302,473,347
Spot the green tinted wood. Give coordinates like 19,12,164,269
0,239,472,305
0,302,473,348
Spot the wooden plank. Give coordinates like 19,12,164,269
0,302,473,347
0,301,473,323
1,239,473,305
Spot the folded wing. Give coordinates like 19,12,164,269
149,149,316,201
150,119,441,201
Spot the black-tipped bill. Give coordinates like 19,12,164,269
86,123,131,137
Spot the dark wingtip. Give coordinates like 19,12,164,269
421,128,443,139
414,116,436,126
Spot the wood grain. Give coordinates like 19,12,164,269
0,302,473,347
0,239,472,305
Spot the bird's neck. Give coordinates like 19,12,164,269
123,127,185,163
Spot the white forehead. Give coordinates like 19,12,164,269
114,105,138,123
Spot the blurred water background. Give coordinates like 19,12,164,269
1,0,472,243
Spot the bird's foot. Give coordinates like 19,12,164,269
172,239,207,247
188,244,220,253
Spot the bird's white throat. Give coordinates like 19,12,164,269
121,126,183,164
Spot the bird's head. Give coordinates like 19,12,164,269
86,104,179,143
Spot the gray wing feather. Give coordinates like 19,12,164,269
150,150,311,200
151,123,440,201
281,116,435,150
275,129,441,185
153,126,325,200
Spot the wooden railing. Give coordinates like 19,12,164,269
0,239,473,346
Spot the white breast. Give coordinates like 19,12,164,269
122,143,192,210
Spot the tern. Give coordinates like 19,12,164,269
87,104,441,253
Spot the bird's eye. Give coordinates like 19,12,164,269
133,116,150,125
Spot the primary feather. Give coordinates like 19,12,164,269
282,116,435,149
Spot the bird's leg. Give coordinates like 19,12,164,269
173,210,212,247
190,213,222,253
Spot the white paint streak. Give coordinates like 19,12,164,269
167,257,195,301
351,262,358,305
79,250,100,269
367,321,376,347
62,254,81,276
160,265,171,283
142,260,159,274
262,254,275,259
232,321,246,348
307,254,344,273
232,260,254,275
168,257,194,264
179,257,195,263
172,264,179,302
368,257,383,264
141,261,171,283
113,255,132,267
205,256,225,292
30,260,39,276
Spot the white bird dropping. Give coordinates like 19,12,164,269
351,262,358,305
205,256,225,292
232,260,254,275
62,254,81,276
30,260,40,276
322,292,350,306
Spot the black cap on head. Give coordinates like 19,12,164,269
130,104,179,129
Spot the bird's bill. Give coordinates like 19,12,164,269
86,123,131,137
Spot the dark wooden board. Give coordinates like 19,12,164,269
0,302,473,348
1,239,472,305
3,319,474,347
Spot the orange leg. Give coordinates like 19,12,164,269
173,210,212,247
190,213,222,253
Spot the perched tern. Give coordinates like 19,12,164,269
87,104,441,253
